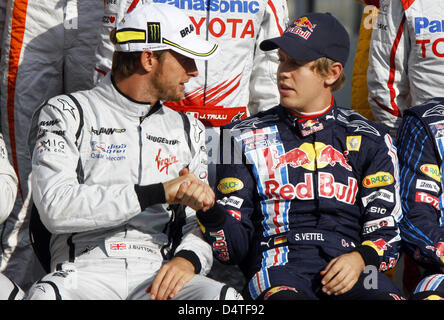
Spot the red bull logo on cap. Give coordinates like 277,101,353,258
286,17,317,40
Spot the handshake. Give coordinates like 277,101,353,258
163,168,215,212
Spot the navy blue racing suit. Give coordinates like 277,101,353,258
397,98,444,298
197,102,404,300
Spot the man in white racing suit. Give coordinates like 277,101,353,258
0,133,24,300
0,0,103,290
367,0,444,139
26,3,241,300
94,0,288,291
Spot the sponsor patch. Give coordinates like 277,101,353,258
210,230,229,262
362,239,391,256
361,189,394,207
217,178,244,194
415,192,440,210
416,179,440,193
346,136,362,151
227,209,241,221
362,172,394,188
217,196,244,209
420,164,441,182
362,217,395,235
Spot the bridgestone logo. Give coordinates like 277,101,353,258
146,134,179,145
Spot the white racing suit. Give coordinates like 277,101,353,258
0,0,103,289
368,0,444,138
0,134,23,300
0,133,17,225
26,74,240,300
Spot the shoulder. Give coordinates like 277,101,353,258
405,98,444,122
335,107,389,142
222,106,281,134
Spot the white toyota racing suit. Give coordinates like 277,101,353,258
25,74,240,300
94,0,289,122
0,0,104,289
367,0,444,139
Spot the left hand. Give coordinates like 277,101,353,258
320,251,365,296
146,257,195,300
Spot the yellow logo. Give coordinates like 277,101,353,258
217,178,244,194
420,164,441,182
346,136,361,151
363,172,394,188
425,295,444,300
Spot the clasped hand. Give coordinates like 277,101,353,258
163,168,215,212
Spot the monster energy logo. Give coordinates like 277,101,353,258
147,22,161,43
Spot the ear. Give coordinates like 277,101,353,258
324,62,343,86
140,49,157,72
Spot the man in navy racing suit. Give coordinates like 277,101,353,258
397,97,444,300
197,12,405,300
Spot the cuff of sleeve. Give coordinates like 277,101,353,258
196,203,227,228
353,245,380,268
134,183,166,211
174,250,201,274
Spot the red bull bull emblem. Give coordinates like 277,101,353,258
272,148,311,170
286,17,317,40
272,143,352,172
318,146,352,171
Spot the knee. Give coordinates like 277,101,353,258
26,280,63,300
0,274,25,300
411,274,444,300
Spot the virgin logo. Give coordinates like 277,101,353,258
155,148,178,175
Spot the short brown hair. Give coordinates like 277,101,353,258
311,57,346,92
110,28,166,78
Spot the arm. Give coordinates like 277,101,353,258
248,0,288,114
367,0,409,136
397,113,444,268
197,130,257,265
30,97,196,234
0,134,17,224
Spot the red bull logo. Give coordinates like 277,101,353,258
272,148,311,170
286,17,317,40
272,143,353,172
318,146,352,171
294,17,315,32
362,238,391,257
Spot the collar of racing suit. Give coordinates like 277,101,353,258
279,96,336,138
104,74,163,118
